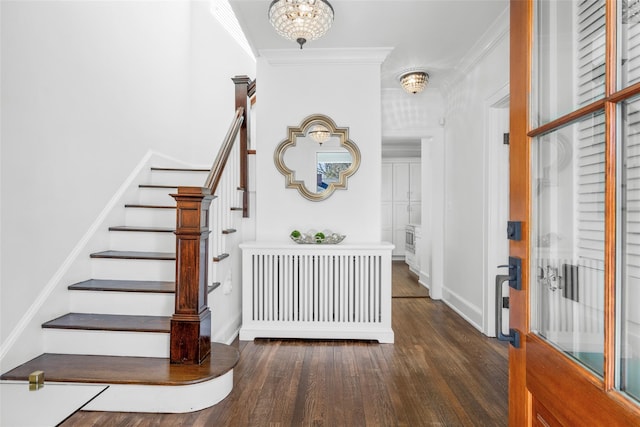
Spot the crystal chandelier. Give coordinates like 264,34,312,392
268,0,334,49
308,124,331,144
399,71,429,94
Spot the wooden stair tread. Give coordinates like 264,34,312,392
90,250,175,260
150,167,210,172
0,344,238,386
124,204,175,209
42,313,170,333
213,253,229,262
68,279,175,293
109,225,174,233
139,184,178,189
68,279,218,294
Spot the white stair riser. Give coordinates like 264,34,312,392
70,291,175,316
91,258,175,281
148,171,210,187
109,231,175,253
43,330,169,357
135,188,177,205
83,371,233,413
125,208,176,228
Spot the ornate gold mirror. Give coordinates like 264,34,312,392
274,114,361,201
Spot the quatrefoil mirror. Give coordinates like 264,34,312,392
274,114,361,201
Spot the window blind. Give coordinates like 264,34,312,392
577,0,606,267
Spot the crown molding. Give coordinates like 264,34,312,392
259,47,394,66
440,6,509,95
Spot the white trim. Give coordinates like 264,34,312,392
212,311,242,345
210,0,256,62
423,132,445,301
482,84,510,338
440,6,510,95
259,47,393,65
442,287,483,332
418,270,430,289
222,329,240,346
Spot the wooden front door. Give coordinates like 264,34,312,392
510,0,640,425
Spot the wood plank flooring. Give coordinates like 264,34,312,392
392,260,429,298
61,262,508,426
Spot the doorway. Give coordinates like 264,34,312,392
484,84,510,337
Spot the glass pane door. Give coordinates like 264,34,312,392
533,0,606,127
531,111,606,377
620,96,640,401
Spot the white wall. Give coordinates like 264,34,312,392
382,88,444,137
440,23,509,329
1,1,255,367
255,49,390,243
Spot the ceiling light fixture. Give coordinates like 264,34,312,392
308,124,331,145
399,70,429,94
268,0,334,49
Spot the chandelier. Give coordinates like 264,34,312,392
268,0,334,49
308,124,331,144
399,71,429,94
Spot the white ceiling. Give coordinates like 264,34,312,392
229,0,508,89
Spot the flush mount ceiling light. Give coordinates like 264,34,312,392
308,124,331,144
399,70,429,94
268,0,334,49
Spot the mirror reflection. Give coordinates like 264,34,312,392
274,114,360,201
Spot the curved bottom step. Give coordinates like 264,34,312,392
0,343,238,413
83,369,233,413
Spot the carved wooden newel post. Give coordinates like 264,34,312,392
170,187,214,364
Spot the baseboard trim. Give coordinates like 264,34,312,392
441,287,483,332
212,312,242,345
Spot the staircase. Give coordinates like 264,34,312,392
0,166,243,413
1,76,255,414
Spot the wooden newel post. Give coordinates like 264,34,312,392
170,186,215,364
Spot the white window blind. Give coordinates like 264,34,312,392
622,0,640,280
577,0,606,266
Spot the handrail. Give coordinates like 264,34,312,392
169,77,252,364
204,106,245,193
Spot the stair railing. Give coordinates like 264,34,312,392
169,76,253,364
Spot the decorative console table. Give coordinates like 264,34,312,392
239,242,394,343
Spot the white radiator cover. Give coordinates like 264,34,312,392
239,242,394,343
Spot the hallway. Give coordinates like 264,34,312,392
62,262,508,426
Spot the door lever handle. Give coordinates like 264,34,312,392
496,273,521,348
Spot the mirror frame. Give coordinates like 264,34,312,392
274,114,361,201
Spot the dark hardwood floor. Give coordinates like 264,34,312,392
391,260,430,298
61,261,508,426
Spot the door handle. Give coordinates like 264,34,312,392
496,269,521,348
497,256,522,290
